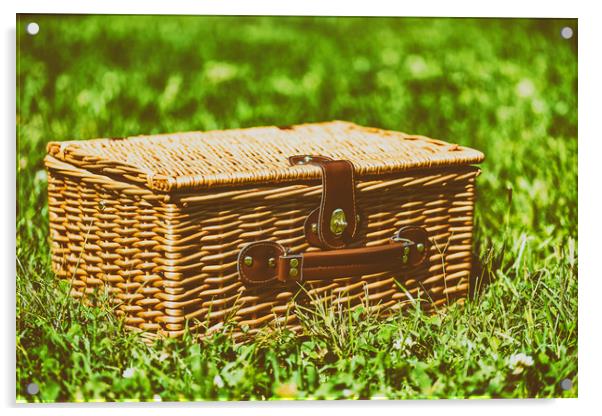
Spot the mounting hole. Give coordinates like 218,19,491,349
26,382,39,395
560,26,573,39
26,22,40,36
560,378,573,390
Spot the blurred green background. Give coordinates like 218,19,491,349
17,15,577,401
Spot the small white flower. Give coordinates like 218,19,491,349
516,79,535,98
34,170,47,184
393,335,414,351
508,353,534,374
122,367,136,379
213,374,225,388
153,394,162,402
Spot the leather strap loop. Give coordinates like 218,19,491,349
237,226,429,287
237,241,286,287
289,155,358,249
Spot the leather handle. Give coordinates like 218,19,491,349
237,226,429,287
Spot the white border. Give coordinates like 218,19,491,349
3,0,600,415
9,0,582,17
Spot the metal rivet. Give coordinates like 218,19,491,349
244,256,253,266
403,246,410,255
268,258,276,268
402,255,408,264
416,243,425,253
289,267,299,277
311,223,318,233
303,155,313,163
290,258,299,267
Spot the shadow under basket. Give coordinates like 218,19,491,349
45,120,484,343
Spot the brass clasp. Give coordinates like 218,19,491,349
330,208,348,236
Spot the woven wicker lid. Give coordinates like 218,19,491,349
46,121,484,192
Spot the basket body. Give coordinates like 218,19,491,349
45,121,483,341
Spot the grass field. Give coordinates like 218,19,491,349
16,15,578,401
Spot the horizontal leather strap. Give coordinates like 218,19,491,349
237,226,429,287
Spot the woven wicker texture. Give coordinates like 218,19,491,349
45,121,483,342
47,121,483,192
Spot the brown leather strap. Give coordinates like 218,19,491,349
289,155,358,249
237,226,429,287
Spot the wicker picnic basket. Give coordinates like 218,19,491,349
45,121,484,342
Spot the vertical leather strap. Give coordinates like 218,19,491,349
289,155,358,249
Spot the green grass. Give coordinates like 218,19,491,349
16,15,577,401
